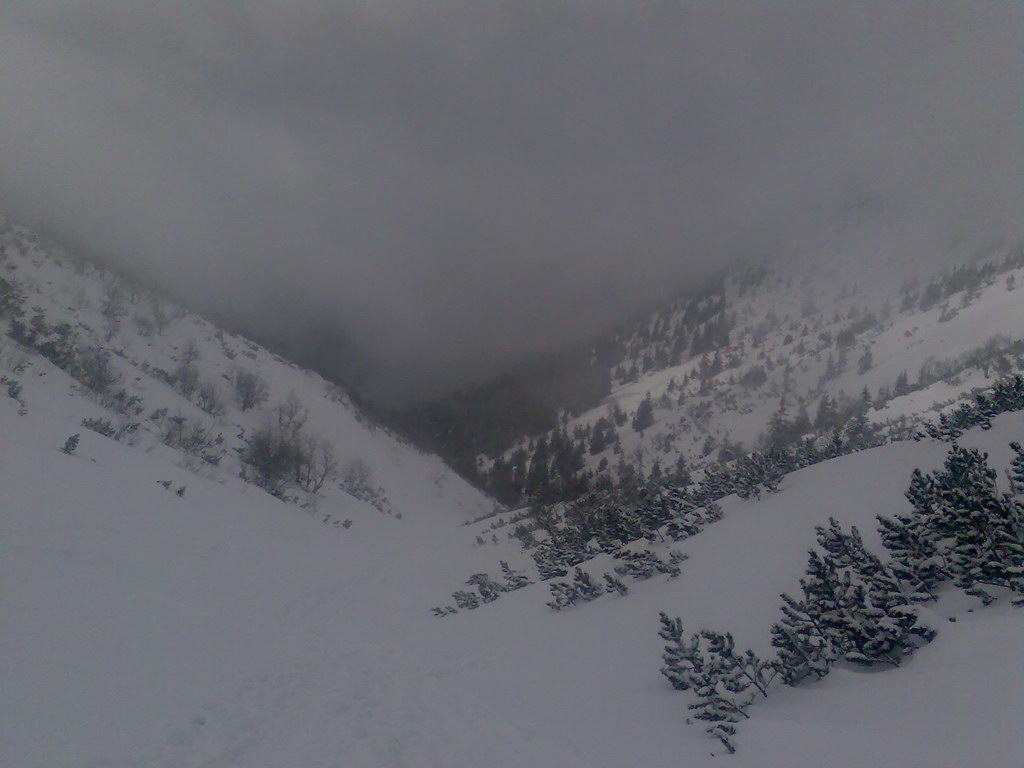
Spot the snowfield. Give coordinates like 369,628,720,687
1,219,1022,767
3,378,1022,767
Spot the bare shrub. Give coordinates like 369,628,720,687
294,436,338,493
160,412,224,462
231,368,268,411
274,392,308,434
196,380,227,417
76,348,122,395
173,362,200,400
241,419,303,495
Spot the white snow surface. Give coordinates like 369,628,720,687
492,249,1024,485
2,219,1022,766
3,368,1022,766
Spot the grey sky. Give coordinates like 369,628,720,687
0,2,1020,400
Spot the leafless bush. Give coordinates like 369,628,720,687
231,368,268,411
173,362,200,400
75,348,122,394
294,436,338,494
274,392,308,434
241,419,303,495
341,457,373,492
241,398,337,498
180,339,200,364
160,412,224,461
196,380,227,417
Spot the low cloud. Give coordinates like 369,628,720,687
0,2,1020,400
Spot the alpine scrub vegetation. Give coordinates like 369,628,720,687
880,444,1024,605
658,613,777,754
435,374,1024,619
61,433,80,455
659,441,1024,753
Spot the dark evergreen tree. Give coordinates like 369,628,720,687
658,617,775,754
814,393,837,431
545,580,579,611
797,551,866,664
857,347,873,374
531,541,569,580
632,393,655,433
770,591,837,684
815,518,878,574
814,519,935,662
894,370,911,396
603,572,629,596
661,490,708,541
613,549,682,580
571,568,604,601
734,451,785,499
499,560,531,591
588,417,616,455
465,573,504,603
1008,442,1024,495
928,446,1024,604
843,388,878,450
524,436,551,498
658,611,697,691
452,590,480,610
876,513,947,598
698,462,734,501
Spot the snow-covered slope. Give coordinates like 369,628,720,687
482,239,1024,501
1,215,1021,766
0,214,492,525
4,362,1022,767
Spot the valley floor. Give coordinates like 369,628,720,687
3,387,1022,767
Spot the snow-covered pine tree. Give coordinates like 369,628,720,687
664,495,720,542
613,549,681,580
817,518,936,661
697,462,735,504
1008,442,1024,495
545,580,578,611
603,572,629,596
465,573,504,603
663,506,700,542
571,567,604,601
657,611,695,691
797,550,860,658
989,374,1024,413
928,445,1024,604
734,450,788,500
773,548,907,671
876,512,948,597
904,467,935,516
688,631,766,753
603,504,644,548
815,518,878,573
531,541,570,580
499,560,531,590
452,590,480,610
667,549,688,573
770,591,836,684
657,613,776,753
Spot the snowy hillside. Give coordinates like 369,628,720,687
478,239,1024,505
0,214,493,526
2,215,1022,767
3,351,1022,766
